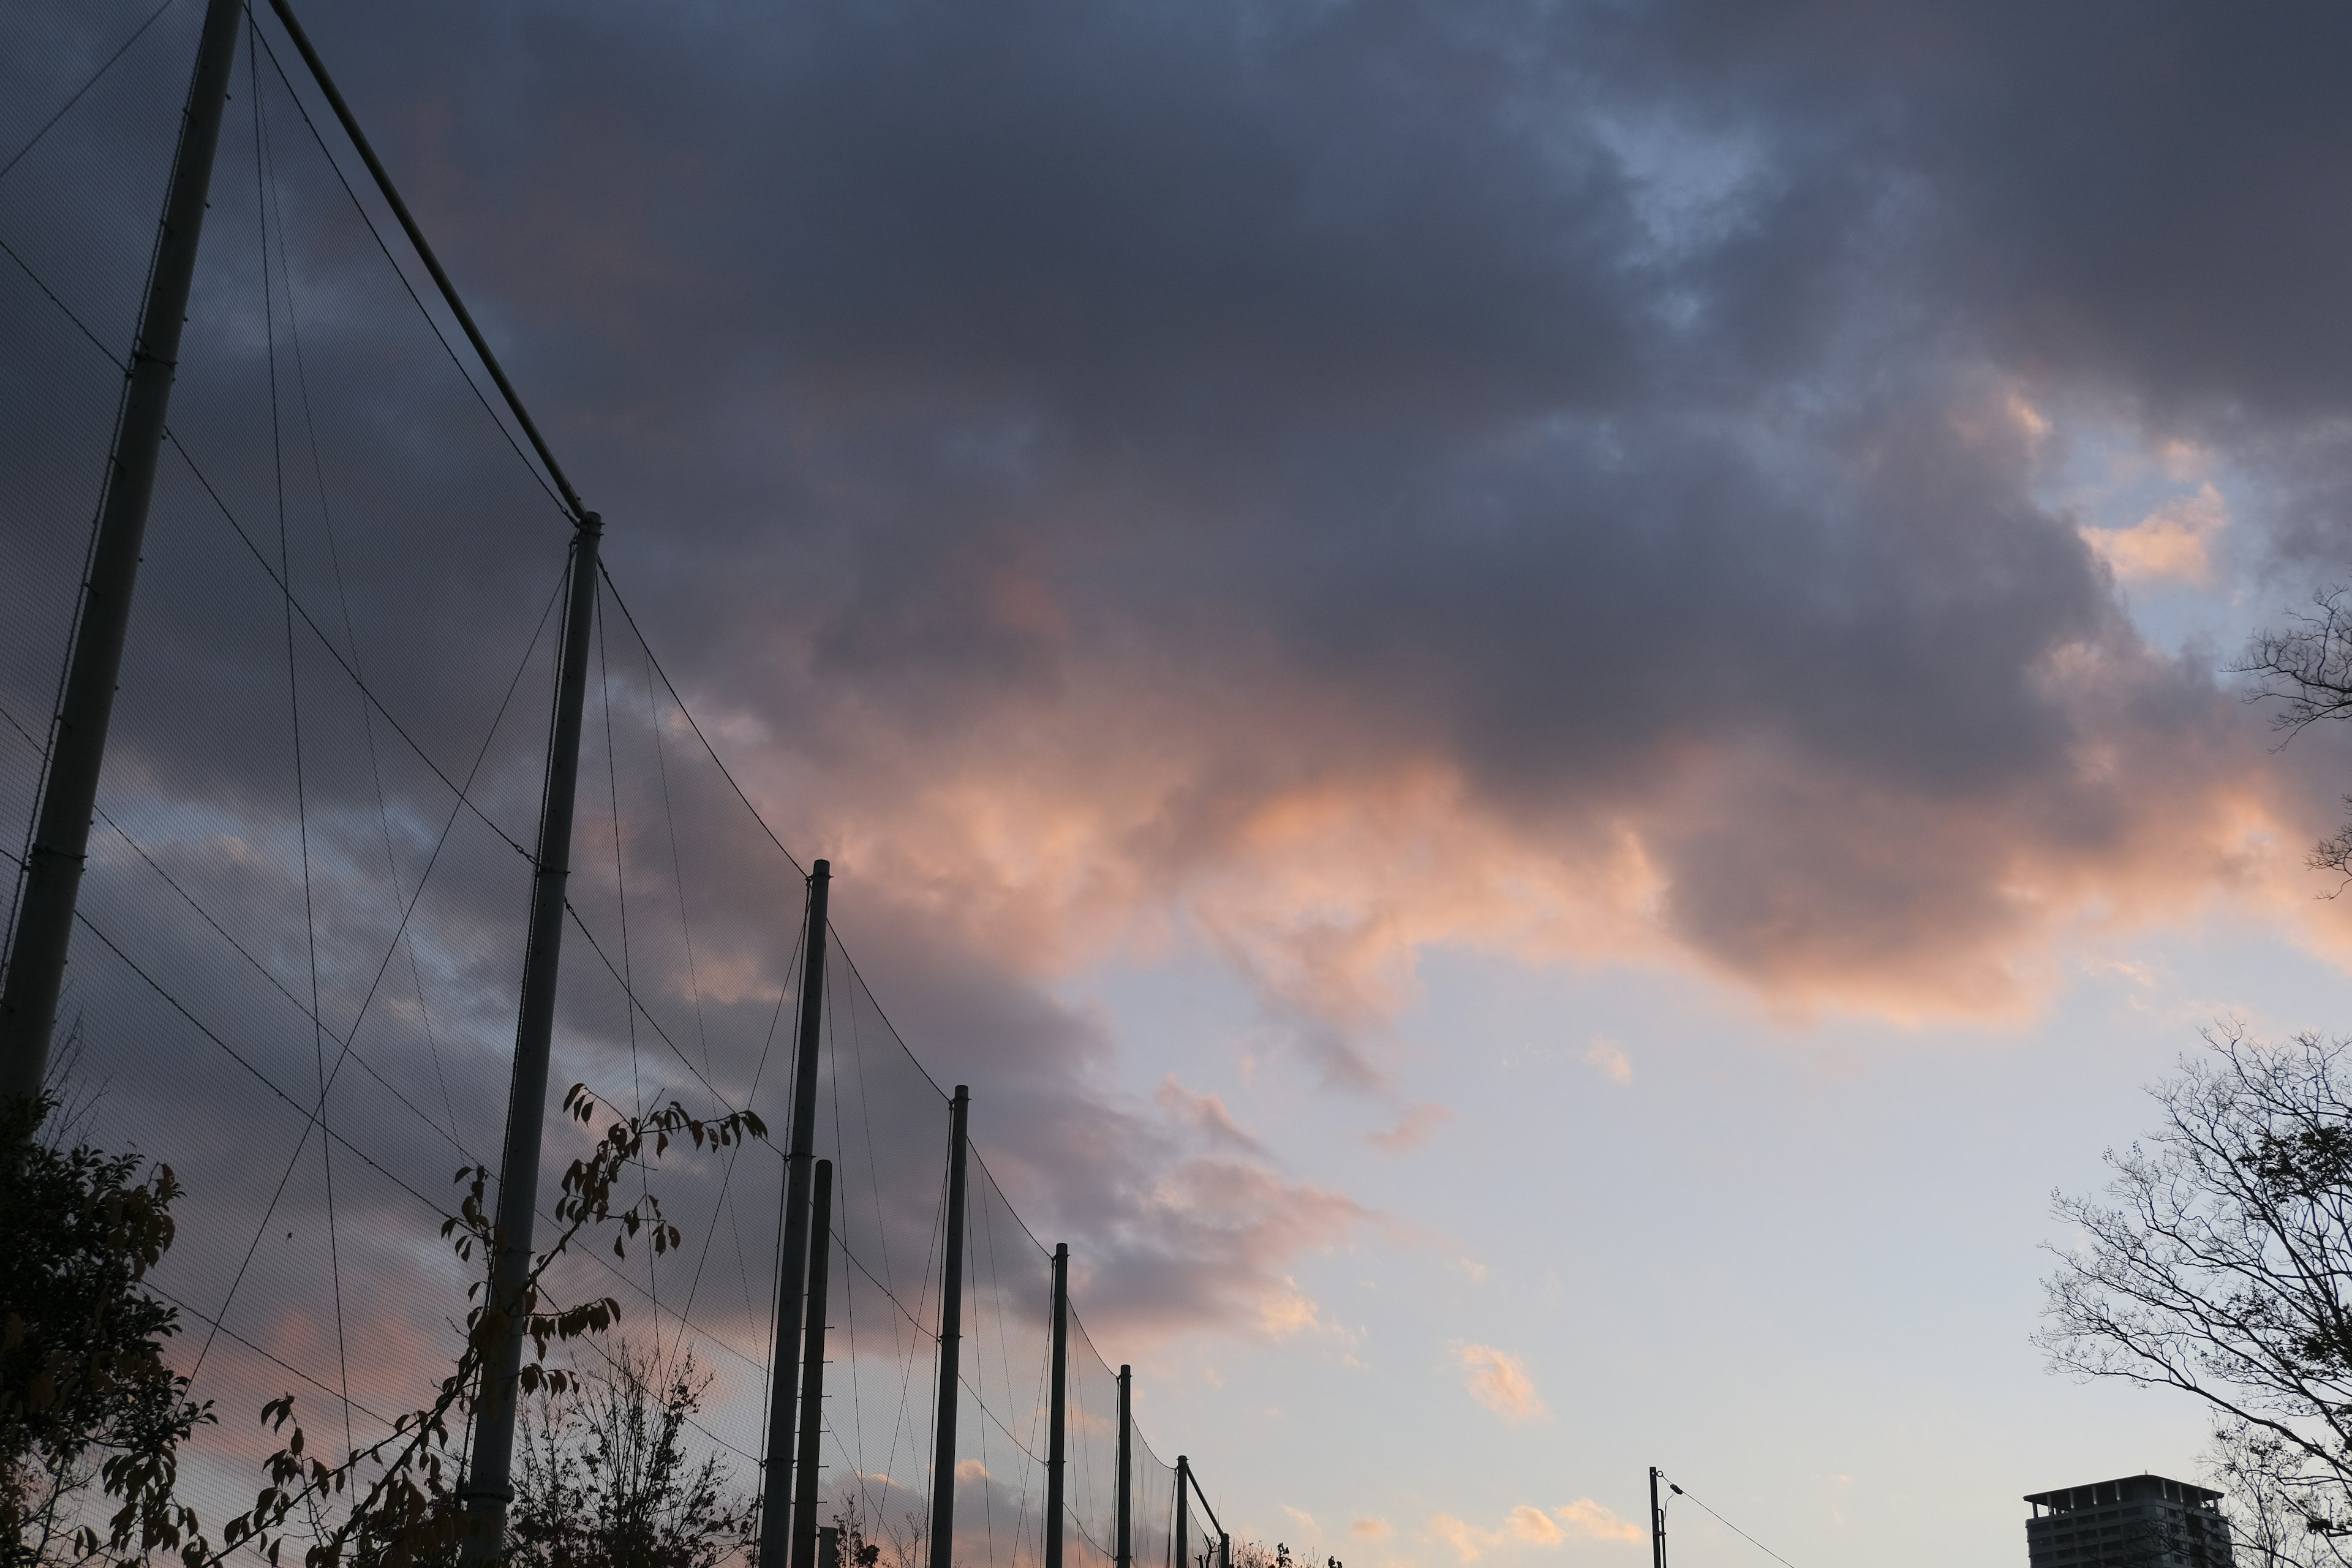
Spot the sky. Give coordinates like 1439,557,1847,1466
10,2,2352,1567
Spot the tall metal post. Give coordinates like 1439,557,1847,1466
1115,1365,1132,1568
789,1159,836,1568
0,0,245,1106
1045,1243,1070,1568
760,861,832,1567
1174,1457,1189,1568
925,1085,971,1568
1649,1468,1666,1568
457,511,604,1564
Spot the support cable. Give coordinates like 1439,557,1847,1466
240,21,565,519
250,17,353,1450
257,0,586,522
597,573,805,876
1656,1476,1802,1568
164,429,540,860
2,694,464,1168
827,984,873,1515
261,34,467,1148
0,232,543,870
595,593,659,1362
178,565,565,1382
145,1280,403,1434
562,900,747,1118
68,908,455,1223
0,0,182,185
643,619,720,1091
659,902,806,1391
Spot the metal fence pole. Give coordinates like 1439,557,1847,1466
1046,1242,1070,1568
1115,1365,1132,1568
761,861,832,1566
0,0,245,1103
1175,1457,1189,1568
926,1086,971,1568
459,510,604,1562
790,1159,836,1568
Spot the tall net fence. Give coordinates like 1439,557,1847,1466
0,5,1231,1565
1133,1438,1181,1568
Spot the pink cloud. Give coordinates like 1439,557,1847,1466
1366,1102,1452,1153
1454,1344,1546,1422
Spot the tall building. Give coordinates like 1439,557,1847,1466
2024,1476,2235,1568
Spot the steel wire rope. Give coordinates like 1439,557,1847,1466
260,43,466,1147
947,1368,1057,1477
250,18,353,1450
824,942,951,1101
0,0,183,967
16,802,511,1366
0,704,491,1188
531,1286,766,1469
164,428,540,860
984,1169,1057,1568
0,0,183,186
1017,1223,1049,1566
87,795,474,1157
594,571,804,877
67,905,456,1221
143,1280,402,1433
816,1249,869,1527
853,1122,947,1533
662,902,803,1384
243,19,568,521
639,603,721,1093
0,224,149,964
826,967,874,1525
973,1177,1001,1568
839,969,910,1504
562,900,751,1120
176,561,566,1386
1066,1316,1120,1560
627,606,743,1378
1011,1192,1054,1567
1654,1476,1803,1568
0,111,567,876
967,1150,1060,1264
594,591,660,1363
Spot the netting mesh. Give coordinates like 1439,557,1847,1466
1064,1321,1122,1568
1133,1436,1181,1568
0,6,1229,1565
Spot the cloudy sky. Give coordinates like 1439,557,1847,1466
11,2,2352,1566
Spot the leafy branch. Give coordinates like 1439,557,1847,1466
1,1093,212,1567
211,1086,763,1568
